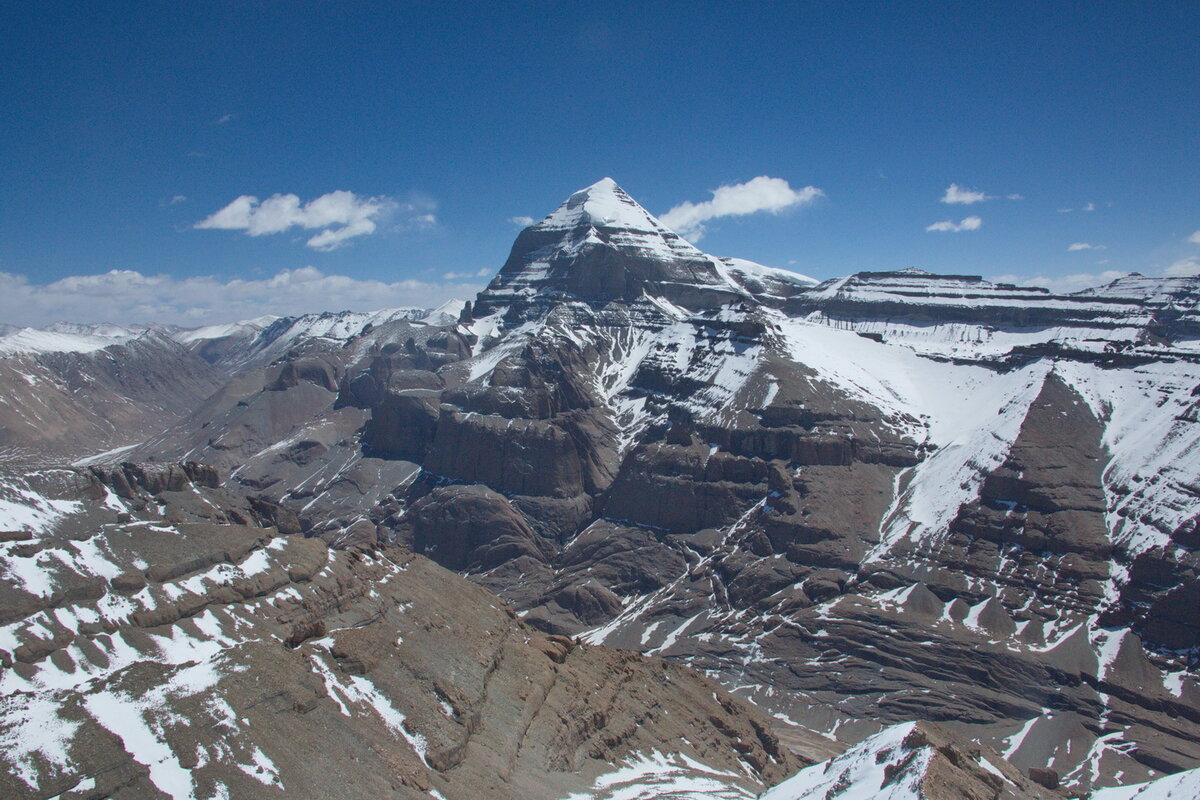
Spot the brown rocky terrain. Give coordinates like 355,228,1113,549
0,464,801,799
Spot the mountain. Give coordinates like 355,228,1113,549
1,178,1198,797
0,329,227,465
173,307,454,372
475,177,743,317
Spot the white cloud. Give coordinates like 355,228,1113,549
925,216,983,233
304,218,378,251
993,270,1128,293
509,215,536,226
1166,257,1200,277
660,176,823,240
195,190,433,251
212,113,234,125
0,267,486,328
1187,230,1200,244
939,184,1023,204
940,184,989,205
169,195,188,205
1084,202,1096,212
442,268,491,280
1067,242,1105,251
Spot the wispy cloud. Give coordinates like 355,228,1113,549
442,268,491,280
508,215,536,227
195,190,434,251
1067,242,1106,251
169,195,188,205
212,113,234,125
0,266,485,328
940,184,1022,205
1166,257,1200,277
1187,230,1200,244
660,176,824,241
1056,202,1097,214
925,216,982,233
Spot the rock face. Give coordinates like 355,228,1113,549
3,179,1200,796
0,466,798,799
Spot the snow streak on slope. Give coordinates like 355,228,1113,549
1087,767,1200,800
0,475,82,539
562,751,756,800
760,723,928,800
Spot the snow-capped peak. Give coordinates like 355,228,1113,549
473,179,742,315
539,177,670,236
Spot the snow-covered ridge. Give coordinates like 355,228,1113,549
798,268,1199,320
0,305,465,361
719,257,817,287
0,327,142,356
172,315,281,344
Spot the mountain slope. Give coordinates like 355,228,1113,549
0,331,227,465
0,464,798,799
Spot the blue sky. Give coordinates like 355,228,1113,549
1,1,1197,325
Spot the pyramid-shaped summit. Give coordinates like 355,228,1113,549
474,179,741,315
537,177,668,233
